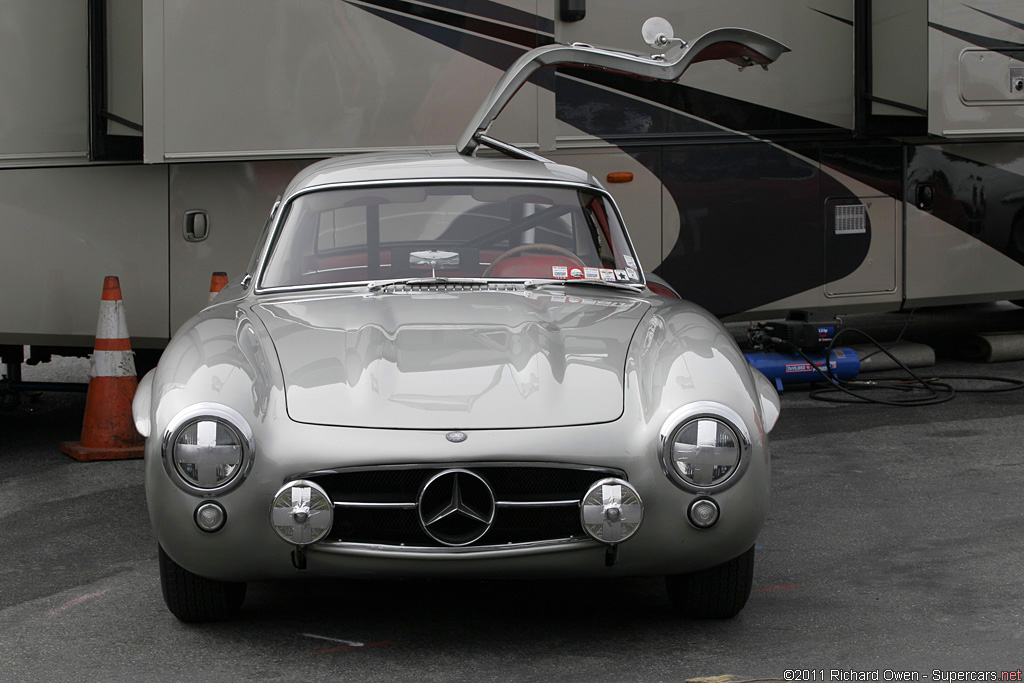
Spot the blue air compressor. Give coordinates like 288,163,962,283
746,311,860,391
744,348,859,392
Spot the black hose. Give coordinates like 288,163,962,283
764,327,1023,407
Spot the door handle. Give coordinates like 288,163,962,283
183,210,210,242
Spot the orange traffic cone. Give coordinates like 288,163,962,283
60,276,144,461
208,271,228,305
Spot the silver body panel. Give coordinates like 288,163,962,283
254,291,648,429
136,152,773,581
141,294,771,581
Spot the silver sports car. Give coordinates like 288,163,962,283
132,22,784,623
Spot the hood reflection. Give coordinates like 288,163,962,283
254,290,649,429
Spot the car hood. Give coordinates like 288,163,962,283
252,289,650,429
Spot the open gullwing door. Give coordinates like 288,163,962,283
457,18,789,157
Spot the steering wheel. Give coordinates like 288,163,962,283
483,243,586,277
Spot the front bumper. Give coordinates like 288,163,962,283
147,415,770,582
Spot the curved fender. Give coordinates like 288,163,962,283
751,368,781,433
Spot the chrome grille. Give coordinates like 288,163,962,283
303,463,625,548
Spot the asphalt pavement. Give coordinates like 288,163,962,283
1,303,1023,681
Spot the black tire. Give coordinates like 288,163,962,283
665,545,755,619
158,544,246,622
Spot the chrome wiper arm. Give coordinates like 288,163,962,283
367,277,491,292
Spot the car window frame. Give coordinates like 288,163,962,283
253,178,645,294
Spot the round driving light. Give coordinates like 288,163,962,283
580,478,643,544
195,502,226,533
171,418,244,489
669,418,741,488
270,480,333,545
688,498,720,529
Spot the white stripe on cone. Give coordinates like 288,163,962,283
90,298,137,379
95,299,131,340
92,350,138,378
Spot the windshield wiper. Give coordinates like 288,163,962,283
367,277,492,292
524,278,644,293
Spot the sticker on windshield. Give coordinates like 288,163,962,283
614,270,628,281
552,265,568,279
583,267,600,280
624,255,636,268
625,267,638,280
600,269,616,282
569,267,584,279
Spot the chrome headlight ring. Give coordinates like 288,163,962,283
658,402,752,494
161,404,254,497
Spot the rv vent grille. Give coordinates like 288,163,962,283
834,205,867,235
1010,66,1024,93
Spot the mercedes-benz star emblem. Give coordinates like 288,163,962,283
446,431,468,443
417,469,495,546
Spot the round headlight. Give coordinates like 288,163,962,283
668,418,741,489
270,481,333,545
163,406,253,495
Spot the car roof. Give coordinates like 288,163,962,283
282,150,601,199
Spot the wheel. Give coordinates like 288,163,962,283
665,545,755,619
158,544,246,622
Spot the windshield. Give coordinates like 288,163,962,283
258,183,642,290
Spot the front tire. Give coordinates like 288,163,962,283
665,545,755,619
158,544,246,622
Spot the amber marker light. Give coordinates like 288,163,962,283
606,172,634,183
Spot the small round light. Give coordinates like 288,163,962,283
270,480,333,545
580,478,643,544
195,502,226,533
688,498,720,529
172,418,244,489
669,418,741,488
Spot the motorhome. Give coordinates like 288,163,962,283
3,0,1023,375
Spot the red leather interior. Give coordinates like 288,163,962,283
486,255,581,278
